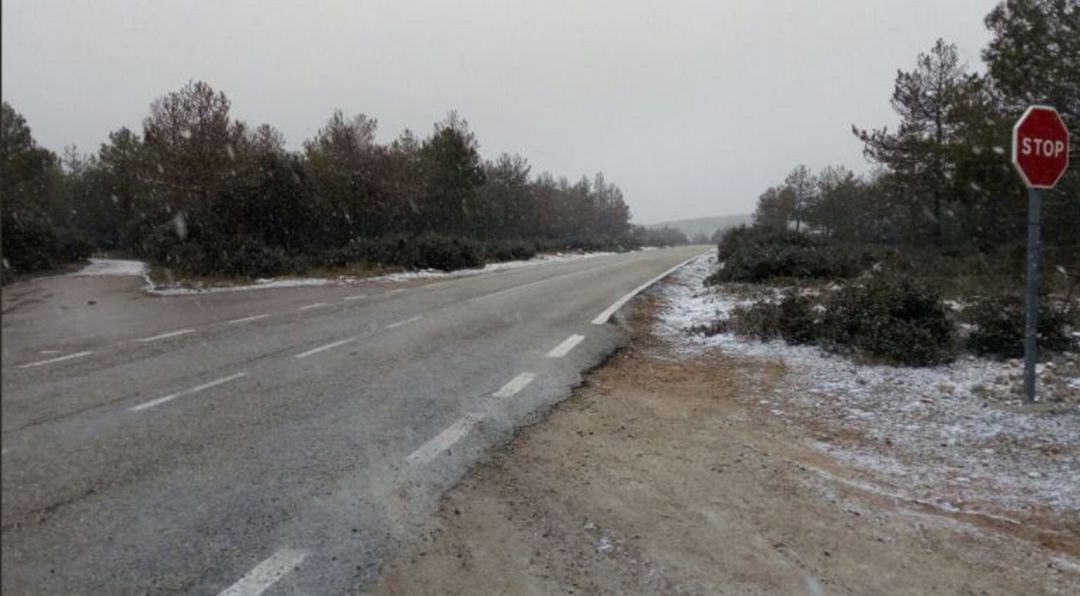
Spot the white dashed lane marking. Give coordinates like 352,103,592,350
341,294,368,301
406,414,484,465
493,372,536,398
293,337,357,359
136,329,195,343
546,334,585,358
17,351,94,369
217,548,309,596
385,315,422,329
128,372,248,412
298,302,329,311
227,314,270,325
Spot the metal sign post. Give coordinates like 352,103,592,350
1010,105,1070,404
1023,188,1040,403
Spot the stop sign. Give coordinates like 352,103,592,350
1011,105,1070,189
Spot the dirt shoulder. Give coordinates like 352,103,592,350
373,292,1080,595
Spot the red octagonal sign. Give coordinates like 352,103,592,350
1012,105,1070,189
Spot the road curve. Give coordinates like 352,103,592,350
1,246,705,595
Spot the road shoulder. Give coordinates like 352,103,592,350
373,291,1080,595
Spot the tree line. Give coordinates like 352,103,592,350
752,0,1077,259
1,82,685,280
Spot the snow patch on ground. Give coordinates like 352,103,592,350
69,258,148,278
138,251,618,295
656,253,1080,518
372,251,617,284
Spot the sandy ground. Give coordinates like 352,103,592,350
372,294,1080,595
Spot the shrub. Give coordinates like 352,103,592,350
819,276,954,366
729,301,783,339
708,227,868,284
776,293,818,344
486,239,537,262
1,210,91,276
966,294,1075,358
341,234,483,272
413,234,483,271
728,292,819,344
215,239,290,278
715,225,755,262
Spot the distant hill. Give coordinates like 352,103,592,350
646,214,751,240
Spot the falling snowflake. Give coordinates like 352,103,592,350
172,212,188,240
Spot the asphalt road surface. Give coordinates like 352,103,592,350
1,246,705,595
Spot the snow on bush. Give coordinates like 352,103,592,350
657,253,1080,518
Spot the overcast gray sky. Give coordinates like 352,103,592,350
2,0,997,224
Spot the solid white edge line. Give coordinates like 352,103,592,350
293,337,356,359
385,315,422,329
227,314,270,325
17,350,94,369
298,302,329,311
546,334,586,358
406,414,483,465
136,328,196,342
493,372,537,398
217,548,309,596
129,371,248,412
590,252,708,325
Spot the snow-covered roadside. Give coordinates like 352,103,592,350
656,253,1080,518
67,258,148,278
71,251,619,295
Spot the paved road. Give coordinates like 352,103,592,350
1,246,705,595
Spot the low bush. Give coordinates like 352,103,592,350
413,234,483,271
342,234,483,272
708,227,869,284
1,210,91,277
966,294,1075,358
729,301,783,340
715,225,755,262
819,276,955,366
727,291,819,344
777,293,819,345
485,239,538,263
215,239,291,278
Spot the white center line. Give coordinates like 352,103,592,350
227,313,270,325
385,315,422,329
406,414,484,465
17,350,94,369
298,302,329,311
136,328,195,343
129,371,248,412
341,293,368,301
218,548,309,596
493,372,537,398
293,337,356,359
546,334,586,359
